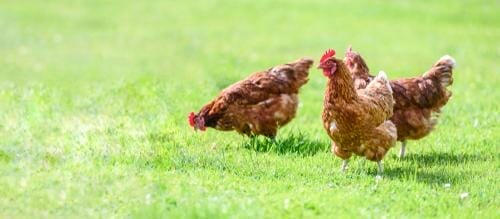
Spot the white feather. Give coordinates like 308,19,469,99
377,70,392,93
439,55,456,67
329,121,337,132
377,70,388,80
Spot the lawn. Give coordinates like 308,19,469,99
0,0,499,218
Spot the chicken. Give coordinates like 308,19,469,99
188,58,314,138
318,49,397,174
344,46,455,158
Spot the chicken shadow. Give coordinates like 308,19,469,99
242,133,329,157
381,152,486,184
400,152,486,165
382,166,466,185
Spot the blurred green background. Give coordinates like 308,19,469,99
0,0,498,218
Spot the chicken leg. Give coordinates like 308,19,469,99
377,161,384,175
341,160,348,172
399,140,407,158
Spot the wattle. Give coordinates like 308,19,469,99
323,69,330,77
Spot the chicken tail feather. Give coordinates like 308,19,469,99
375,70,393,94
423,55,456,88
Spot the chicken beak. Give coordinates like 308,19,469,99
193,118,206,132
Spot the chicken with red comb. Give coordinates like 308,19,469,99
318,48,397,174
188,58,313,137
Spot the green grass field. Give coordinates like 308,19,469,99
0,0,499,218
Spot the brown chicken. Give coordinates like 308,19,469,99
344,47,455,158
188,58,313,138
318,49,397,174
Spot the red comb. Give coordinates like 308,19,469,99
320,49,336,63
188,112,196,127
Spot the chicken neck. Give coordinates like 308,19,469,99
325,63,358,103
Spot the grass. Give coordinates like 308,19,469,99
0,0,499,218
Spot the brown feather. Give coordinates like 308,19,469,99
192,58,313,137
345,50,455,141
322,58,396,162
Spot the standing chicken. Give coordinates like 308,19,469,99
344,46,455,158
188,58,313,138
318,49,397,174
